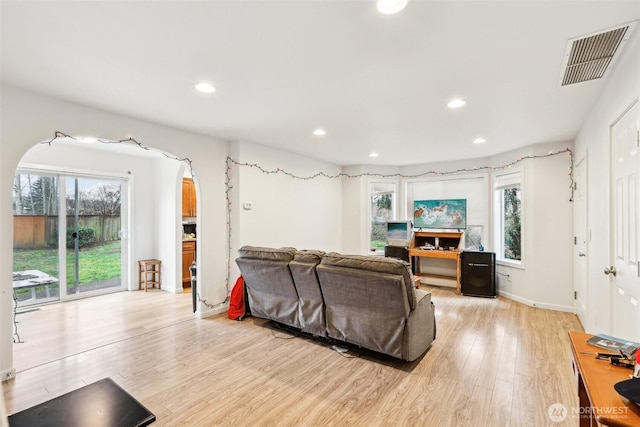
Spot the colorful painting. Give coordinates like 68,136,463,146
413,199,466,229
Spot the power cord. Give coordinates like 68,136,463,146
332,344,359,359
269,322,298,339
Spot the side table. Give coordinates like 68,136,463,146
138,259,162,291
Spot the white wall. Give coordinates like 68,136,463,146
401,158,492,253
574,29,640,334
404,174,489,285
406,175,489,238
341,165,370,255
493,142,575,311
154,155,184,293
346,141,575,310
0,85,230,380
228,140,344,280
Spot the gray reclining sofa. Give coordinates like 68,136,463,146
235,245,436,362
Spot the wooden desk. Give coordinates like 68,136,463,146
408,248,461,294
409,230,462,294
569,331,640,426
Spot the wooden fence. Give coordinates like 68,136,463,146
13,215,121,249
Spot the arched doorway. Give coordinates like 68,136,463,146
11,135,195,371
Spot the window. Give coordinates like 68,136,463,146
369,182,396,253
494,172,522,263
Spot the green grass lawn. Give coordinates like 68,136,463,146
13,240,121,284
371,239,386,251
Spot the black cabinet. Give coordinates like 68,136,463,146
385,245,409,262
461,251,496,298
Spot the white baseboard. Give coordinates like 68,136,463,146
1,368,16,382
498,290,574,313
197,304,228,319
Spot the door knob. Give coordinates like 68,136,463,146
604,266,617,276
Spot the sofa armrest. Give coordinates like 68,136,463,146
402,289,436,361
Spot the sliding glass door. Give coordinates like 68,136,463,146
13,169,127,305
13,172,61,306
65,176,124,296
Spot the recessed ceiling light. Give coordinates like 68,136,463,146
376,0,409,15
195,82,216,93
447,99,466,108
369,152,379,158
312,129,326,136
473,138,486,144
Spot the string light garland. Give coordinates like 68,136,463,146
13,296,23,344
44,131,195,174
44,131,235,310
224,148,575,281
40,132,227,307
196,292,227,310
225,158,233,297
226,148,574,183
40,132,574,314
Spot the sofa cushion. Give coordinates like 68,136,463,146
320,252,417,310
237,246,296,262
290,250,326,336
294,249,325,263
236,247,300,328
316,265,409,358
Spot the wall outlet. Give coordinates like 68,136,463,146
1,368,16,382
243,202,252,210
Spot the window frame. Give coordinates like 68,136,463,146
368,179,399,255
493,169,525,268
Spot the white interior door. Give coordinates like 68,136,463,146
574,157,588,325
610,100,640,341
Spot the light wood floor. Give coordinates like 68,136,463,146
3,286,582,426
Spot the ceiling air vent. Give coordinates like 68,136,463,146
560,21,637,86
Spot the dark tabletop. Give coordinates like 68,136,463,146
8,377,155,427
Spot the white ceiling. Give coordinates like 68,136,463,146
2,1,639,166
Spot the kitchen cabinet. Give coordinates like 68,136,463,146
182,240,196,288
182,178,197,217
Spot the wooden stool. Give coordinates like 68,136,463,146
138,259,161,291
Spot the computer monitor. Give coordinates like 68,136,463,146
386,220,413,247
